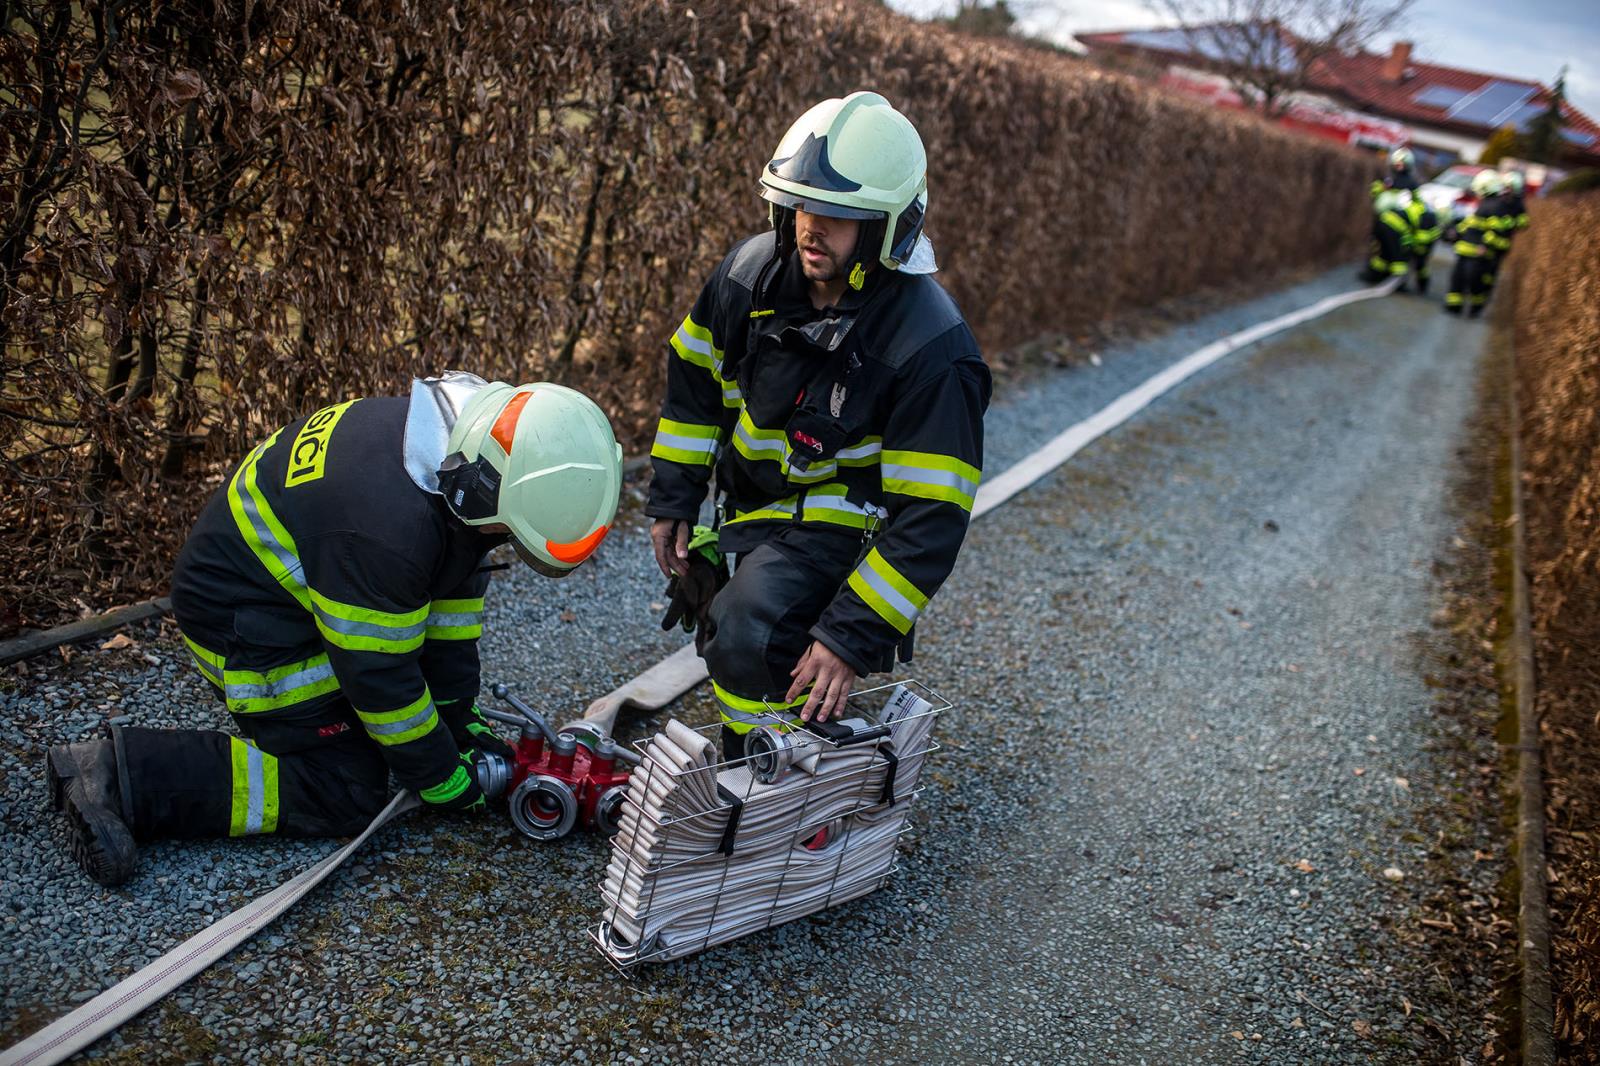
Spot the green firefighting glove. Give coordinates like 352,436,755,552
438,699,515,762
421,751,487,814
660,526,729,653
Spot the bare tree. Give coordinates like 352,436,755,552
1142,0,1415,117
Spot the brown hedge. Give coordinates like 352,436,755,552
1511,191,1600,1059
0,0,1371,629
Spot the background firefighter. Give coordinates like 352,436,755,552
46,375,623,886
1445,171,1514,317
645,92,991,759
1364,147,1433,290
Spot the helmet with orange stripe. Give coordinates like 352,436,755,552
439,382,622,578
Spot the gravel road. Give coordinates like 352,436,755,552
0,261,1510,1063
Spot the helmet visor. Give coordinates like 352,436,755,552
512,539,578,579
760,185,884,222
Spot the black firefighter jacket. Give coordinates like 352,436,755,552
171,396,495,803
646,231,992,675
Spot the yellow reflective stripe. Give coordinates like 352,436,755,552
667,313,741,407
223,653,340,714
800,485,876,529
732,409,787,464
716,369,742,409
651,417,721,466
881,449,982,511
426,597,485,641
228,737,280,836
226,431,312,609
310,588,427,654
184,635,225,689
724,496,798,525
846,547,929,635
356,690,439,746
835,437,882,467
712,680,805,734
420,764,472,805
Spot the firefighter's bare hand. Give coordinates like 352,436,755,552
788,641,855,723
650,518,690,578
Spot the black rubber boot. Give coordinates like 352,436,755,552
47,739,137,886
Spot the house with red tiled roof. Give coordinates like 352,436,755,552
1077,24,1600,169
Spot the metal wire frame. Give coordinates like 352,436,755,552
590,679,948,969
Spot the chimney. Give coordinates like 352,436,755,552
1383,41,1412,83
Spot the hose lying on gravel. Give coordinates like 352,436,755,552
596,687,938,964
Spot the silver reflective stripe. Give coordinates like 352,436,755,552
190,653,223,687
722,382,743,405
881,461,980,497
835,440,882,462
854,562,923,624
788,463,836,483
365,700,437,737
236,464,307,588
805,494,869,518
715,703,799,729
735,420,786,459
674,326,714,359
312,606,426,643
425,610,481,629
224,659,337,702
653,430,719,457
244,745,267,835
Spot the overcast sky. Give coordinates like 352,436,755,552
886,0,1600,119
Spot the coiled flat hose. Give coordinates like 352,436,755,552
596,691,937,963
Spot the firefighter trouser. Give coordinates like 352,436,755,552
700,525,870,756
119,705,389,841
1366,214,1411,282
1445,255,1492,314
1410,240,1436,292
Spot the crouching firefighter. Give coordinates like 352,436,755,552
645,91,991,758
48,375,623,885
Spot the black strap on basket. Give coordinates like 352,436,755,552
715,782,743,856
876,743,899,807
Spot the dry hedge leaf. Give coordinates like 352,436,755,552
1,0,1372,630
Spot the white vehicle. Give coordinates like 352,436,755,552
1417,164,1487,223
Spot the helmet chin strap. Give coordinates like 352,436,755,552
844,218,884,292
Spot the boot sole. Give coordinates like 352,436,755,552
62,785,136,886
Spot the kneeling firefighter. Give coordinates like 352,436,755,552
48,375,622,885
645,91,991,758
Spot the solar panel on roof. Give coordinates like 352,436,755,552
1561,128,1597,149
1121,26,1295,72
1413,85,1470,110
1506,102,1545,131
1123,28,1199,53
1448,80,1536,124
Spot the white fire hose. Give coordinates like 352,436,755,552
596,685,939,964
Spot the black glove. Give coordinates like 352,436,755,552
438,699,515,762
661,528,729,655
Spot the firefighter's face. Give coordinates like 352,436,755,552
795,210,859,283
